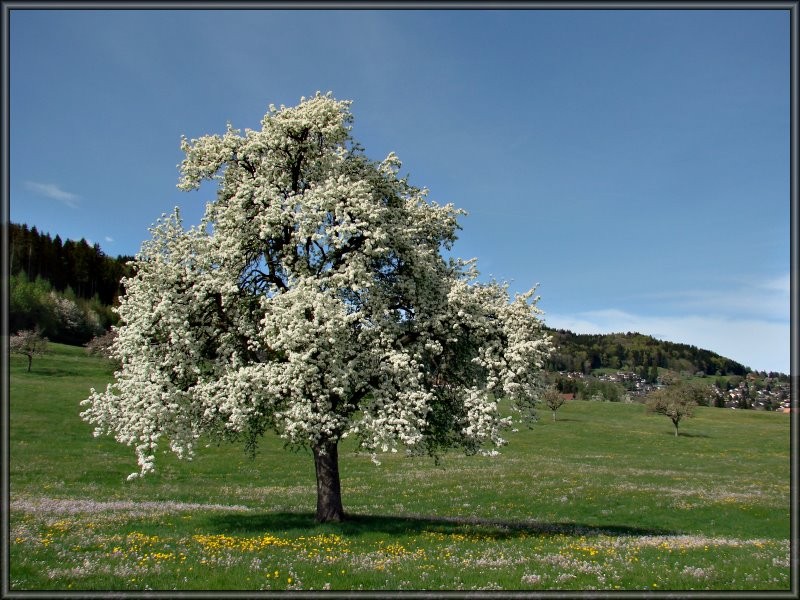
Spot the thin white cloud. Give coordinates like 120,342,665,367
637,275,790,322
24,181,80,208
544,309,789,374
760,273,790,293
104,236,114,243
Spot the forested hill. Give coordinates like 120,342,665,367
9,222,133,305
544,328,754,377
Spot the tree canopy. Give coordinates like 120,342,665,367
81,93,552,521
647,385,697,437
10,328,49,373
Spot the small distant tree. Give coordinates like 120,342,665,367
85,329,118,360
684,381,717,407
542,387,566,421
580,379,623,402
10,329,49,372
657,369,681,387
554,375,580,395
647,385,696,437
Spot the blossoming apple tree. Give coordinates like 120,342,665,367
81,93,552,522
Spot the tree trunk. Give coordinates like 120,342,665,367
313,440,345,523
26,353,32,372
673,418,679,437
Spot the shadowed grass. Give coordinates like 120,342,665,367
206,511,679,538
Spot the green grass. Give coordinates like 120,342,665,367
8,344,792,591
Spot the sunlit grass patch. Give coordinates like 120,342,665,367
8,344,792,591
9,501,791,591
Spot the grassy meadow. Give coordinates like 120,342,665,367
8,343,794,592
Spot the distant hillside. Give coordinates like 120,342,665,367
544,328,757,378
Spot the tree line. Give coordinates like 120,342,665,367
544,329,751,377
9,223,133,345
9,222,133,306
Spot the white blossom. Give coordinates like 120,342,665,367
80,93,552,481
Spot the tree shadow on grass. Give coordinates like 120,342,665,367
666,431,711,438
17,365,103,378
206,511,679,540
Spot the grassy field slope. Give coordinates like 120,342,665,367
8,344,792,591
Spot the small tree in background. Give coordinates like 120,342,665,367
10,328,49,372
542,387,566,421
647,385,696,437
85,329,118,361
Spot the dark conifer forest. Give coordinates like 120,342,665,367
8,223,133,345
9,223,132,305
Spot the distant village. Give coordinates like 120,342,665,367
555,370,792,412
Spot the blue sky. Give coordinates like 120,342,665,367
9,8,790,373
